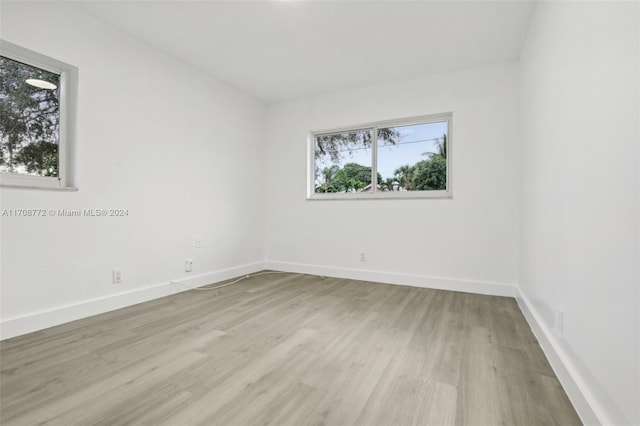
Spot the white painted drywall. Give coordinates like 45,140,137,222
264,63,520,290
0,2,266,332
519,2,640,424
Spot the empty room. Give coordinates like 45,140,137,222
0,1,638,425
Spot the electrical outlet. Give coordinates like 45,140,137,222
112,269,122,284
360,252,367,262
195,238,202,248
185,259,193,272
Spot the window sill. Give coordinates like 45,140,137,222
1,184,78,192
307,191,452,200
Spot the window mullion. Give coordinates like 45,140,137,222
371,127,378,193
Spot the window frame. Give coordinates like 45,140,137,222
307,112,453,200
0,40,78,190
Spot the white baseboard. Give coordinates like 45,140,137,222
0,261,266,340
266,260,517,297
516,287,606,426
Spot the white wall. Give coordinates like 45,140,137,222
0,1,266,337
519,2,639,425
264,63,520,294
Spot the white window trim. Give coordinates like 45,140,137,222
307,113,453,200
0,40,78,190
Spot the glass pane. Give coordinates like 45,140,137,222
314,129,374,193
377,121,448,192
0,56,61,177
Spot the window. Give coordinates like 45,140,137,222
0,41,78,189
309,113,451,199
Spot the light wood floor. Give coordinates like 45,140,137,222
0,273,581,426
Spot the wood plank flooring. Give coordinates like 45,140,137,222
0,273,581,425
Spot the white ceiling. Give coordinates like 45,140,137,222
71,1,536,103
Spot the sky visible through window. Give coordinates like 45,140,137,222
314,120,447,189
377,121,447,180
